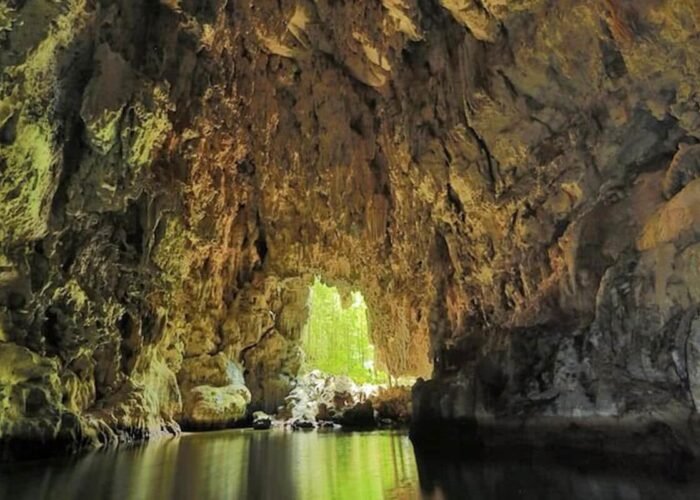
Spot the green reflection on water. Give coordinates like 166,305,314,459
288,432,418,500
5,429,700,500
1,430,420,500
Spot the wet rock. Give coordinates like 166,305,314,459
338,401,376,429
4,0,700,459
252,411,272,430
181,384,251,429
290,418,315,431
178,355,251,429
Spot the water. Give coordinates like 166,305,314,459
1,429,699,500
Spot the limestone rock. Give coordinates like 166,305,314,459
439,0,501,42
4,0,700,458
182,384,251,429
80,44,133,155
0,343,62,435
663,144,700,199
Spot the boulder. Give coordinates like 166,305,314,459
252,411,272,430
338,400,376,429
181,384,251,429
291,418,315,430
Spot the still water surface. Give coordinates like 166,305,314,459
1,429,699,500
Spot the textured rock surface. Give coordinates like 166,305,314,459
181,383,250,429
252,410,272,430
2,0,700,457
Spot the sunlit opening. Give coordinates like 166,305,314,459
300,277,386,384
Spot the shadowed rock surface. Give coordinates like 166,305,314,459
2,0,700,459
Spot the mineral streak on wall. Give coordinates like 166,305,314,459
1,0,700,459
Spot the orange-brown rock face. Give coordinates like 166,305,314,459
2,0,700,457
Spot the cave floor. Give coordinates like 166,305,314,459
1,429,699,500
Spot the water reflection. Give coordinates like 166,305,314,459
0,430,418,500
415,451,700,500
1,430,700,500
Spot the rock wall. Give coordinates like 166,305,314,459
2,0,700,457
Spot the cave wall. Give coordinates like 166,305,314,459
1,0,700,455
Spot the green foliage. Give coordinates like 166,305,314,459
301,278,384,384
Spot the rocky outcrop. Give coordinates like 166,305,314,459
337,400,376,429
252,410,273,430
177,353,250,428
181,384,250,429
375,386,412,425
2,0,700,458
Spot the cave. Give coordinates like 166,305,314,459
3,0,700,498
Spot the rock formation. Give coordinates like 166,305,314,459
2,0,700,459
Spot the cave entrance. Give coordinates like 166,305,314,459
284,278,413,425
299,277,385,385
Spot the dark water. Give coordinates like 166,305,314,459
1,429,699,500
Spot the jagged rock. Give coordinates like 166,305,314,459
234,277,309,412
80,44,133,155
3,0,700,459
283,370,376,424
663,143,700,199
0,343,62,435
0,343,97,459
439,0,501,42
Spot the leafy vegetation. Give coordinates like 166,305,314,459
301,278,385,384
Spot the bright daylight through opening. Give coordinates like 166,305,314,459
300,278,385,384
